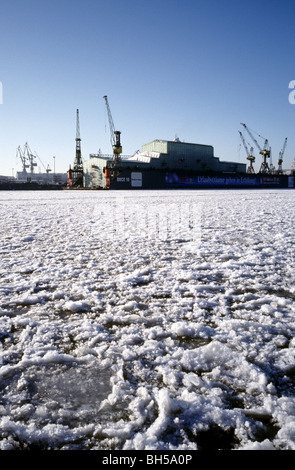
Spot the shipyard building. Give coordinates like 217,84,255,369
83,139,246,189
17,171,68,185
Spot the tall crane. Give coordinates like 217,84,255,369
16,143,38,174
240,123,271,173
74,109,83,171
16,145,29,173
277,137,287,174
67,109,83,187
103,95,122,162
238,131,255,173
24,142,38,174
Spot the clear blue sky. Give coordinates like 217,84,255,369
1,0,295,175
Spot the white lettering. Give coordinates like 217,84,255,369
289,80,295,104
92,197,203,245
146,454,193,465
102,454,137,467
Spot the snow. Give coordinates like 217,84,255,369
0,188,295,450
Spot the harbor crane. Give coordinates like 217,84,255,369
238,131,255,174
277,137,287,174
68,109,83,187
16,143,38,174
25,143,38,173
240,123,271,173
74,109,83,172
103,95,122,162
16,145,29,173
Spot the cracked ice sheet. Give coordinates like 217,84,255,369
0,189,295,450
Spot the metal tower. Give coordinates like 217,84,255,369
67,109,84,187
74,109,83,171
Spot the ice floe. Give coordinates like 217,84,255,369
0,189,295,450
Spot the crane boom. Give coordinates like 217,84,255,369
240,123,262,152
103,95,122,161
279,137,287,160
278,137,287,173
238,131,251,157
103,95,116,146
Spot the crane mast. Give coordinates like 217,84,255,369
67,109,84,187
74,109,83,171
103,95,122,162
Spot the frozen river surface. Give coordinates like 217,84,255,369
1,189,295,450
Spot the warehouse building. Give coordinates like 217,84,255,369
83,139,246,189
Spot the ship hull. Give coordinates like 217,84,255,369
0,181,65,190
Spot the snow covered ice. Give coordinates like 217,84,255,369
1,188,295,450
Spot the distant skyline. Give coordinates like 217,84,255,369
1,0,295,176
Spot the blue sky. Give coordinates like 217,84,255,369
0,0,295,175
